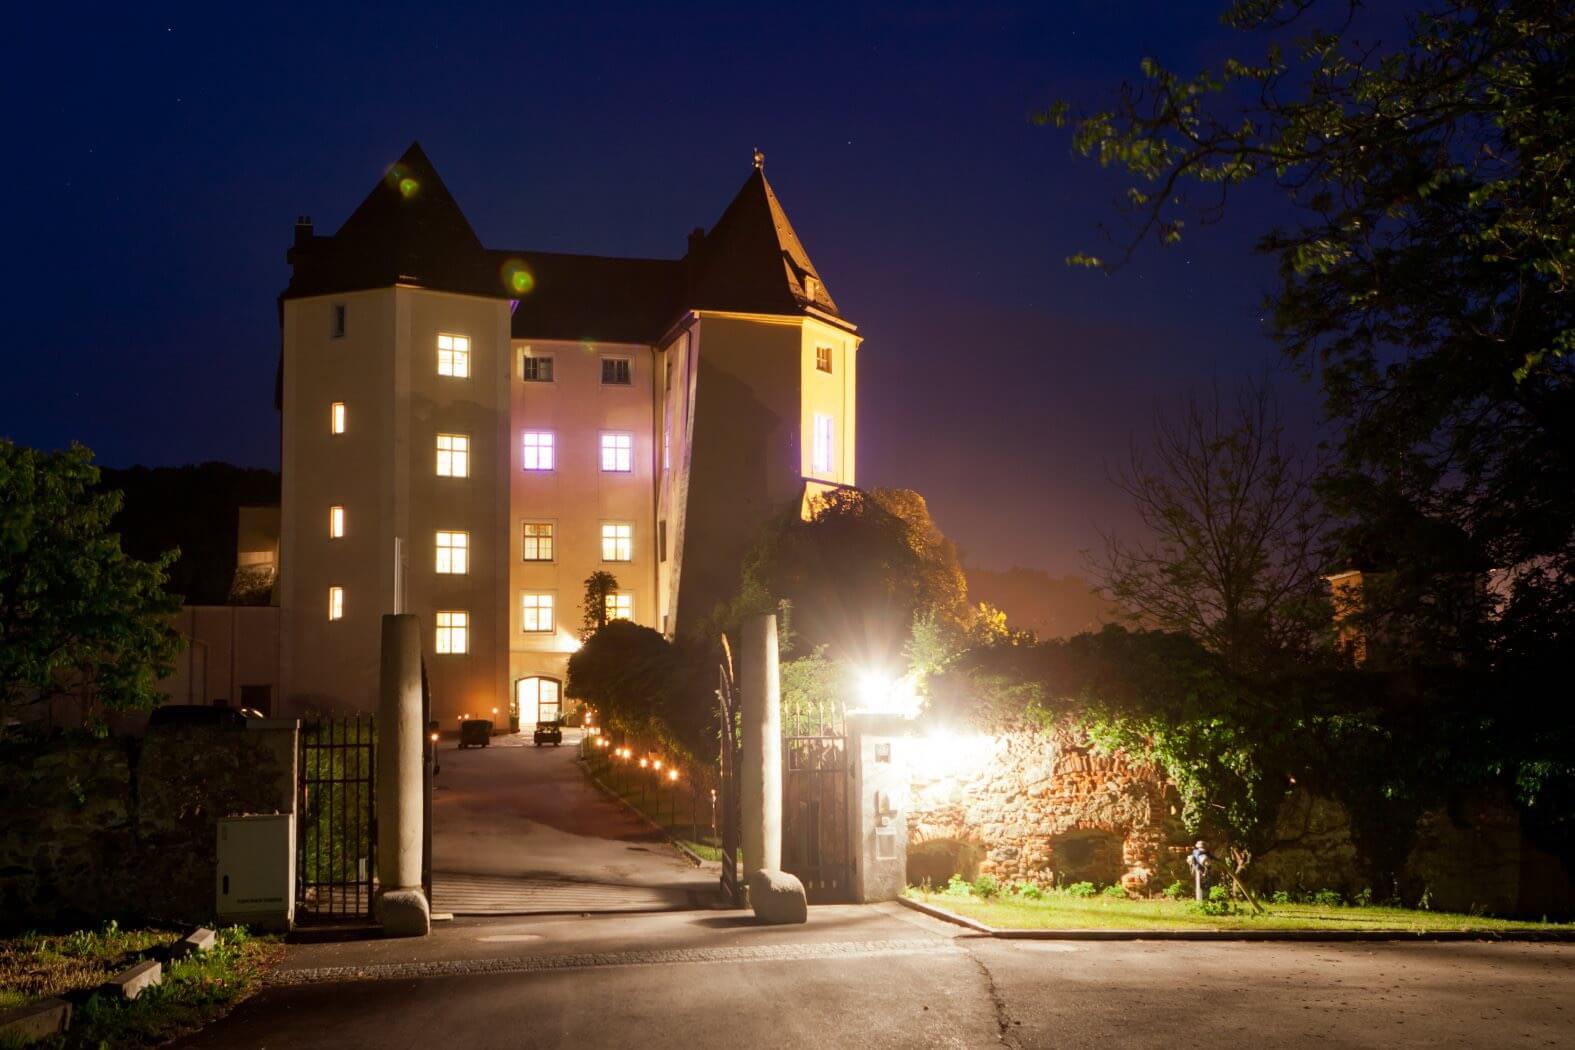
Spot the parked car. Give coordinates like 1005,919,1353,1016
533,720,563,747
458,718,493,748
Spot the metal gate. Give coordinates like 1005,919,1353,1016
782,734,852,902
296,716,377,921
716,640,744,906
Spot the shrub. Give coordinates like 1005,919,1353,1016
1064,881,1097,898
1353,887,1373,907
1271,890,1292,905
1310,889,1343,908
1018,882,1044,901
1194,885,1237,916
1163,880,1188,900
943,874,973,898
1101,883,1128,899
972,875,1001,899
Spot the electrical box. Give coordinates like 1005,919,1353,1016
216,814,295,931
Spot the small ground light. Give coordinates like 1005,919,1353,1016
639,758,649,768
653,759,663,770
430,732,438,742
667,769,678,782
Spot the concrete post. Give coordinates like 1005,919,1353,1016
849,713,909,903
375,614,430,936
740,613,782,875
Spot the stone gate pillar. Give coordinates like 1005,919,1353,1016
375,613,430,936
848,712,909,903
740,613,783,875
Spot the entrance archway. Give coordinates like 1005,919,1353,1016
514,676,561,731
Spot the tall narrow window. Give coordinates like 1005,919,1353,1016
521,593,554,632
812,413,835,474
600,357,632,385
601,522,633,562
437,333,470,377
328,586,345,621
436,433,469,477
600,433,633,473
435,530,469,574
331,304,346,338
522,354,554,382
330,401,346,435
522,431,555,471
329,505,345,538
604,592,633,622
816,346,833,373
522,522,554,562
435,611,469,654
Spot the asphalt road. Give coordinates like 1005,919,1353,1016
182,904,1575,1049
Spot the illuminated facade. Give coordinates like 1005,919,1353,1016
277,143,859,724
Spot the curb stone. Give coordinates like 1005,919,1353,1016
171,927,217,960
104,960,163,999
897,895,1575,942
0,998,71,1040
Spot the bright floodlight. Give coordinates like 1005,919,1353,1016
854,669,920,717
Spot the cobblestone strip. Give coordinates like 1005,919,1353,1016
269,938,960,986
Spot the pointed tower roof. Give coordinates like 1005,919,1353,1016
684,156,845,322
284,142,509,300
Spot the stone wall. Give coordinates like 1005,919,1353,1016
905,721,1188,892
0,721,296,928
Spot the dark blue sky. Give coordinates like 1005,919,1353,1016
7,1,1319,576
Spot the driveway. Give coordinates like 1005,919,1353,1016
429,729,716,915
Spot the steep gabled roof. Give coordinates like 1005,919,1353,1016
284,142,513,300
684,166,842,320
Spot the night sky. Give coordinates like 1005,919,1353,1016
8,1,1322,578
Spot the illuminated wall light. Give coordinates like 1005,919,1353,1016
329,505,345,538
330,401,346,434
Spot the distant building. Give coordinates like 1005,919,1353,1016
276,143,859,724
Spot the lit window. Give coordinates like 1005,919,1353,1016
523,431,555,471
805,275,820,300
522,522,554,562
436,433,469,477
663,425,671,471
437,333,471,378
329,505,345,539
435,530,469,574
601,522,633,562
816,346,833,373
604,592,633,622
328,586,344,621
601,357,632,385
521,593,554,633
813,413,835,475
435,610,469,654
330,402,346,435
332,304,346,338
600,433,633,473
522,355,554,382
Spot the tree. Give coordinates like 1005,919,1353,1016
1049,0,1575,667
733,487,972,665
1097,382,1328,672
0,441,183,730
565,619,717,764
580,570,620,640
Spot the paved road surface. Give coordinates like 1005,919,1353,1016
429,730,715,915
184,904,1575,1049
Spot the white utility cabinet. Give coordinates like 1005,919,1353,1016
216,813,295,930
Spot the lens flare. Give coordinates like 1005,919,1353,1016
500,257,535,295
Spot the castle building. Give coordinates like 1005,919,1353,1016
276,143,859,725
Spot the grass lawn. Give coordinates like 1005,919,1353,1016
0,922,281,1048
580,754,724,862
906,889,1573,933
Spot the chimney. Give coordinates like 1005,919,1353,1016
293,215,314,249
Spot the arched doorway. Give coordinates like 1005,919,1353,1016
514,676,562,731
